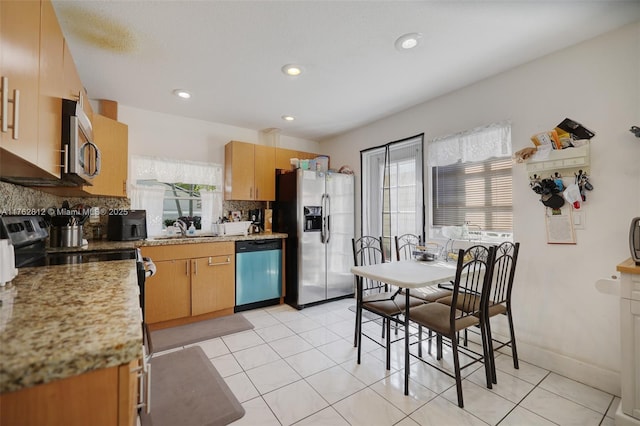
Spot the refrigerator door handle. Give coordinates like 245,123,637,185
320,193,327,243
326,194,331,243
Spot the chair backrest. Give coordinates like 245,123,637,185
449,245,495,325
395,234,421,261
352,236,386,293
488,241,520,306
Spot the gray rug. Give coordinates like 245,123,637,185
140,346,245,426
151,314,254,353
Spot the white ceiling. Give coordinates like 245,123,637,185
51,1,640,141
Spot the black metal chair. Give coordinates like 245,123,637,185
436,241,520,384
408,245,496,408
482,241,520,383
352,236,423,370
395,234,454,303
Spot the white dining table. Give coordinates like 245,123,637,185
350,259,460,395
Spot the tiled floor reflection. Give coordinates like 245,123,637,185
157,298,619,426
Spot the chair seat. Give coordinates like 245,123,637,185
409,302,480,335
436,293,481,312
405,287,452,302
437,295,508,318
363,293,424,316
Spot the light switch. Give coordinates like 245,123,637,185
573,211,585,229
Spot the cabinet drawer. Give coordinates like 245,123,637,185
141,242,234,261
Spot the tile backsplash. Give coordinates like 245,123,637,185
0,182,130,240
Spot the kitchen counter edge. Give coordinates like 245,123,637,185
0,260,142,394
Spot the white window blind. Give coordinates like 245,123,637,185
429,123,512,232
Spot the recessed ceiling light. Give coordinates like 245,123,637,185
281,64,303,77
281,115,295,122
395,33,423,51
173,89,191,99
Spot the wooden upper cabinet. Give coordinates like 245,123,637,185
225,141,275,201
62,39,93,119
275,147,298,170
275,147,324,170
0,0,41,165
84,114,128,197
254,144,275,201
38,0,64,179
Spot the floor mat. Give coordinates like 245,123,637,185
139,346,244,426
151,314,254,353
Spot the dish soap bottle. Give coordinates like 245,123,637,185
188,222,196,236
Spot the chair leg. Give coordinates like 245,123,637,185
451,335,464,408
418,325,423,358
357,303,363,364
507,310,519,369
480,318,493,389
436,334,443,360
386,317,391,370
428,329,433,355
485,317,497,385
354,305,360,348
382,317,386,339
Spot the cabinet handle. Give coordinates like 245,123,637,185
208,256,231,266
0,77,19,139
60,145,69,173
10,89,19,140
1,77,7,133
186,260,190,276
193,259,198,275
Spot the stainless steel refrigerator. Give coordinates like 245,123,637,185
274,169,355,308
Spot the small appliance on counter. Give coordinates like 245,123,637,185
107,210,148,241
0,239,17,285
631,217,640,265
249,208,264,233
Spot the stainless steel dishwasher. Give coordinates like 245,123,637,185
235,239,282,312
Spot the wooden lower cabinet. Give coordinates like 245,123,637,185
141,242,235,325
145,259,191,324
191,254,235,315
0,360,138,426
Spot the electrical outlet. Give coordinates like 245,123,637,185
573,211,585,229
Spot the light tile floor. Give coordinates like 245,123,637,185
158,298,620,426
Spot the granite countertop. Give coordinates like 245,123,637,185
137,231,288,247
0,260,142,394
46,232,288,252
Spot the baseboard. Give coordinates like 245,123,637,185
467,329,621,396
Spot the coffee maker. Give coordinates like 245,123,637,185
249,209,263,233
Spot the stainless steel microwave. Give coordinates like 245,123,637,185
630,217,640,265
61,94,101,186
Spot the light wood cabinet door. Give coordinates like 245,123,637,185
225,140,255,200
145,259,191,324
191,254,235,315
254,144,275,201
275,147,298,170
38,0,64,178
85,114,128,197
0,0,41,164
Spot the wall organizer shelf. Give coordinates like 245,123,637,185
525,142,590,180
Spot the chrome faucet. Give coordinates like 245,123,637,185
173,219,187,236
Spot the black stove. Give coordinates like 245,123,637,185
0,215,136,267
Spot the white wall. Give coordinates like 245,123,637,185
321,22,640,395
118,105,320,165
